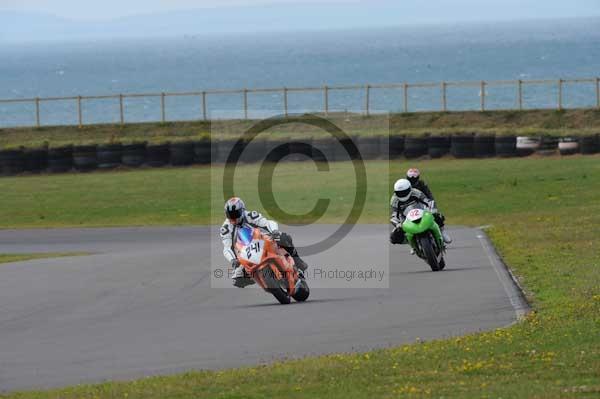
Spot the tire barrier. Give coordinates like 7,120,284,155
558,137,579,156
427,135,450,158
451,134,475,158
388,135,405,159
537,136,559,156
216,140,236,164
357,136,381,160
516,136,540,157
193,139,212,164
121,143,146,167
146,143,170,167
579,135,598,154
494,136,517,157
97,144,122,169
24,148,47,173
47,146,73,173
239,139,266,163
312,138,336,162
287,140,312,162
0,149,25,176
1,132,599,178
473,135,496,158
169,141,195,166
73,145,98,172
404,136,428,159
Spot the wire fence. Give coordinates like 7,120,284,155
1,77,599,128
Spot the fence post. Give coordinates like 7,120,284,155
34,97,40,127
517,80,523,110
283,87,288,117
596,77,600,109
202,91,207,121
480,81,486,111
77,96,83,127
243,89,248,120
557,79,564,110
365,84,370,116
403,83,408,113
119,94,124,124
323,85,329,115
441,82,447,112
160,93,166,122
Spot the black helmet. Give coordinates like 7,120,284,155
406,168,421,186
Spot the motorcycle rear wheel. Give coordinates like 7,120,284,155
418,234,440,272
292,278,310,302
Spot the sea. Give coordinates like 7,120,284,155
1,18,600,127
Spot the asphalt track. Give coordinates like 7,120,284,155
0,225,527,392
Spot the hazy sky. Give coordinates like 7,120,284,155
2,0,599,20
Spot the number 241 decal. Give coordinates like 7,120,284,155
246,241,261,259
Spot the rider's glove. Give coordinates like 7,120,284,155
231,258,241,270
271,230,282,242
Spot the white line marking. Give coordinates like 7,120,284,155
477,233,529,320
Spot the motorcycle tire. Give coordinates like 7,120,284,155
418,234,440,272
292,278,310,302
261,267,291,304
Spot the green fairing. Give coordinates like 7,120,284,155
402,211,443,249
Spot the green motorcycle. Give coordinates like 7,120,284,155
402,206,446,271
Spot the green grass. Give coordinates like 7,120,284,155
0,253,89,264
1,156,599,398
1,108,599,148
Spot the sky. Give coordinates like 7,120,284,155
1,0,599,21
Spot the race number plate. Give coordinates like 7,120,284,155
239,240,265,264
407,208,424,222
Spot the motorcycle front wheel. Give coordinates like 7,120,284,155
261,267,291,304
418,234,440,272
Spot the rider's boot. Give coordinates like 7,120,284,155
293,255,309,272
441,227,452,244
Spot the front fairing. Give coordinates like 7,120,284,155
402,211,444,250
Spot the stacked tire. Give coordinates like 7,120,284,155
97,144,122,169
0,149,25,176
580,135,599,154
170,141,195,166
388,135,405,159
73,145,98,172
146,143,170,167
558,137,579,156
404,136,428,159
427,135,450,158
24,148,47,173
451,134,475,158
47,146,73,173
121,143,146,167
537,136,559,156
495,136,517,157
473,135,495,158
357,136,381,160
516,136,540,157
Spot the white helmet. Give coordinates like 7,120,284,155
394,179,412,201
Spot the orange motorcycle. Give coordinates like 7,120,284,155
235,225,310,304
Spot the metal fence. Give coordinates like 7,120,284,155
1,77,599,128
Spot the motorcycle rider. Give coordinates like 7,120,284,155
221,197,308,288
406,168,434,200
389,179,452,246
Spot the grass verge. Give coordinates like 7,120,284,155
0,253,89,264
1,108,599,148
1,156,599,398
